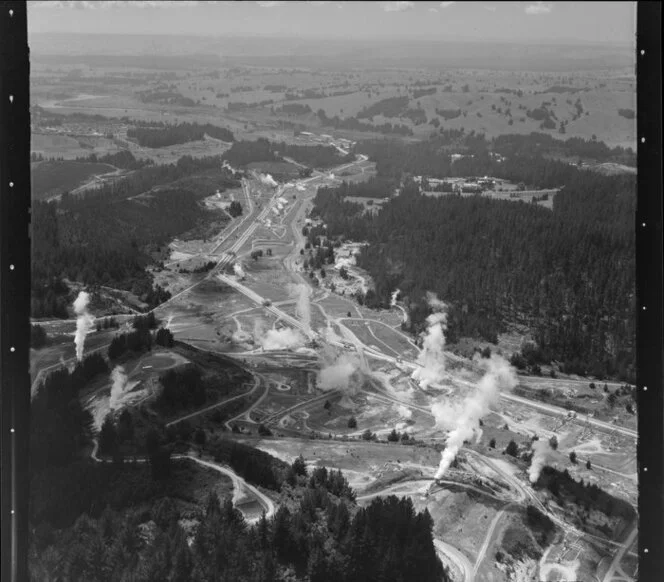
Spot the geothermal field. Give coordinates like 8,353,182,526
27,12,641,581
35,153,637,582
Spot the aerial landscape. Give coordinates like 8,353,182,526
27,2,638,581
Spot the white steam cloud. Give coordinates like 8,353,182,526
233,262,245,279
73,291,95,361
411,292,448,389
390,288,400,307
109,366,128,411
260,327,305,351
529,439,553,483
432,354,517,480
259,173,278,187
318,353,362,392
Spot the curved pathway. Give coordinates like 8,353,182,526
434,539,473,582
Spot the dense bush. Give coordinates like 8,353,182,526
313,137,635,380
31,155,238,317
157,365,206,412
128,122,234,148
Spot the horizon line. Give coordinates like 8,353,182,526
28,30,635,49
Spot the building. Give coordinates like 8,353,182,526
454,181,483,194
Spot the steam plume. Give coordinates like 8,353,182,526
528,439,553,483
259,328,305,351
390,289,400,308
73,291,95,361
432,354,517,480
109,366,128,411
411,293,448,389
318,353,362,392
259,173,278,187
233,262,245,279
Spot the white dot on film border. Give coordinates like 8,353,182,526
643,386,648,391
642,306,647,311
644,467,648,472
10,347,15,352
10,510,15,515
10,428,15,433
9,95,13,104
9,182,14,188
644,548,649,554
641,49,645,56
10,265,15,270
641,137,646,143
642,222,646,227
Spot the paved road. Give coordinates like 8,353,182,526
217,273,317,340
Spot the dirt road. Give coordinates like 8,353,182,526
434,539,473,582
188,456,276,522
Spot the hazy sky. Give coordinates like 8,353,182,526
28,1,636,46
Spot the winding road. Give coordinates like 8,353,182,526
188,456,276,522
434,539,473,582
90,440,274,523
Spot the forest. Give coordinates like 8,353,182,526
127,122,234,148
277,142,353,169
316,109,413,136
315,176,395,199
29,364,445,582
491,132,635,166
31,135,355,319
312,137,636,381
30,462,445,582
31,155,239,318
222,138,349,170
534,466,636,524
74,150,153,170
356,130,635,180
356,96,409,120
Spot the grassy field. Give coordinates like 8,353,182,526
33,62,636,153
31,160,117,199
32,132,123,160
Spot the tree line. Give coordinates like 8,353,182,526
73,150,153,170
317,109,413,136
127,122,234,148
31,155,240,318
312,140,635,381
30,445,446,582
